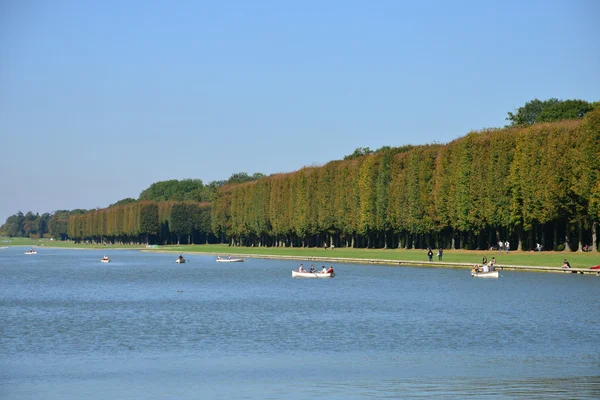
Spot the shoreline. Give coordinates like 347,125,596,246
139,249,600,276
6,244,599,275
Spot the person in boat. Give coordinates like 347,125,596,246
228,256,231,260
309,265,316,273
217,256,221,260
298,264,306,272
490,257,496,271
326,266,334,274
562,259,571,269
321,266,327,273
178,255,184,261
472,264,481,273
482,263,489,273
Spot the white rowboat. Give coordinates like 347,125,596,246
471,270,499,278
101,257,111,263
25,250,37,255
292,270,335,278
216,257,244,263
175,258,186,264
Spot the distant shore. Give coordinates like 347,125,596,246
4,237,599,274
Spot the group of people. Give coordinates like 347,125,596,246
473,256,497,273
497,240,510,253
298,264,334,274
427,248,443,261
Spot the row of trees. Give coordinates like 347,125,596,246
0,210,90,239
67,201,215,245
5,101,599,252
1,172,265,241
211,110,600,251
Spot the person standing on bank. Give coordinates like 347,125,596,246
427,248,433,262
505,240,510,253
437,248,443,261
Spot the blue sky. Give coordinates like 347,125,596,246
1,0,599,223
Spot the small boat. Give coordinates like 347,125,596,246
471,269,499,278
175,256,186,264
101,256,111,263
292,270,335,278
0,246,8,249
216,257,244,263
24,249,37,255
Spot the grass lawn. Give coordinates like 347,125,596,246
3,237,599,269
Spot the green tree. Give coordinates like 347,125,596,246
506,98,596,126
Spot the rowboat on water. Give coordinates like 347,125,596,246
292,270,335,278
101,256,111,263
24,249,37,255
175,256,186,264
216,257,244,263
471,269,499,278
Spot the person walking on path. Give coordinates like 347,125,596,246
427,248,433,262
498,240,503,253
437,248,443,261
505,241,510,253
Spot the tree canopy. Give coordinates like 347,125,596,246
506,98,597,126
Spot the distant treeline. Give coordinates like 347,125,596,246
211,110,600,251
67,201,214,245
0,172,265,245
0,210,88,240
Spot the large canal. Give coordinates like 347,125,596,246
1,247,598,399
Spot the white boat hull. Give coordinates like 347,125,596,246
216,258,244,263
25,251,37,255
175,259,186,264
100,259,111,263
471,270,499,278
292,270,335,278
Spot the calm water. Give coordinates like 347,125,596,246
1,247,599,399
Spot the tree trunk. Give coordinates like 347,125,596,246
553,224,558,251
564,220,571,251
541,224,545,251
517,228,522,251
578,218,583,252
592,221,597,252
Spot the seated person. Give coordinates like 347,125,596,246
321,266,327,273
298,264,306,272
309,265,316,273
562,259,571,269
482,264,489,273
326,266,334,274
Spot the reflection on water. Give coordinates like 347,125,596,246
0,247,599,399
